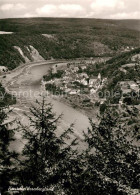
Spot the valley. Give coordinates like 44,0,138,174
0,17,140,195
0,59,93,152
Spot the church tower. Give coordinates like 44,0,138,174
98,73,101,80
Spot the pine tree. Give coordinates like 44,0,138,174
18,98,79,194
17,98,140,194
0,107,18,194
82,108,140,194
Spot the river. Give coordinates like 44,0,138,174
1,60,93,152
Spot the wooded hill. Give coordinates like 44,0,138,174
0,18,140,69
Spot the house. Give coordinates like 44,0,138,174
60,86,65,90
62,76,69,84
65,88,71,93
89,79,97,87
119,81,129,88
60,84,68,90
73,67,79,72
119,100,123,105
102,78,107,84
81,66,87,70
53,79,61,86
129,83,139,91
90,88,97,95
69,90,80,95
81,78,88,86
69,64,75,69
118,81,137,95
80,73,89,79
100,98,106,104
63,76,69,80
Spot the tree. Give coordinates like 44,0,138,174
100,103,107,114
83,108,140,194
15,98,140,195
123,97,132,105
18,98,79,194
0,107,18,194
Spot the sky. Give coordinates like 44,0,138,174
0,0,139,19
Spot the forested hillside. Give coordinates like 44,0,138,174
0,18,139,69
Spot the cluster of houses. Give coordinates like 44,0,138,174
118,80,140,104
118,54,140,105
43,62,107,97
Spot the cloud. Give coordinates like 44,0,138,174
22,13,35,18
36,3,85,17
91,0,118,9
59,4,84,12
59,4,85,17
36,4,57,15
16,3,26,10
0,0,139,19
110,11,140,19
91,0,125,12
0,4,14,11
0,3,25,11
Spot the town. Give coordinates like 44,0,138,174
42,60,108,109
42,53,140,113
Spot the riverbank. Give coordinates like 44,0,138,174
1,60,93,152
53,95,99,120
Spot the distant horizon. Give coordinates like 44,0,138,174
0,16,140,21
0,0,139,20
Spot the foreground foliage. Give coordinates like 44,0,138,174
0,107,17,194
0,99,139,194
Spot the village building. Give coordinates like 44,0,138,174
100,98,106,104
90,88,97,95
73,67,79,72
102,78,107,84
89,79,97,88
69,89,80,95
62,76,70,84
119,100,123,105
53,79,61,86
118,81,140,99
81,65,87,70
119,81,129,88
81,78,88,86
65,88,71,93
98,73,101,80
79,73,89,79
129,82,139,91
